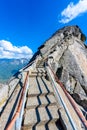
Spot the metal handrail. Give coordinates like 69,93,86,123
46,65,77,130
6,71,29,130
47,63,87,128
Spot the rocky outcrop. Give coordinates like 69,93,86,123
0,76,20,112
0,84,8,112
1,25,87,130
1,25,87,113
31,25,87,109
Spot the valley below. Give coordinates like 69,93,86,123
0,58,28,83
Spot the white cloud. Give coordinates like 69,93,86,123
0,40,33,59
59,0,87,23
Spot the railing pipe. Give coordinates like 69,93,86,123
6,71,29,130
15,75,29,130
46,65,77,130
47,63,87,128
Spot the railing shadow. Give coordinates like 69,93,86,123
32,76,54,130
0,71,22,116
0,81,19,117
32,76,42,130
41,77,50,93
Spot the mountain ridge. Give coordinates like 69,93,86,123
0,58,29,83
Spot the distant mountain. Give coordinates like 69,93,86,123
0,58,29,83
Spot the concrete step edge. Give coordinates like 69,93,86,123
22,118,58,129
25,102,57,109
28,92,54,97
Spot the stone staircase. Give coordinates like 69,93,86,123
36,60,44,68
21,68,63,130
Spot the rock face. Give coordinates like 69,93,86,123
31,25,87,109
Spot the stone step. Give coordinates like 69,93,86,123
29,75,47,78
36,64,43,68
37,68,45,72
28,78,54,96
31,72,46,76
31,71,38,74
29,73,43,77
36,63,43,66
27,92,54,98
39,68,46,73
37,77,54,93
26,102,57,110
22,121,62,130
26,94,57,109
23,105,59,128
29,74,42,77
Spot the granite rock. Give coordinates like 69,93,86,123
37,25,87,109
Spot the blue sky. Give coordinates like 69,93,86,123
0,0,87,59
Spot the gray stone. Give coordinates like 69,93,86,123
58,108,73,130
38,25,87,109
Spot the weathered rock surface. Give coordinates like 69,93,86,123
0,84,8,112
1,25,87,129
31,25,87,110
